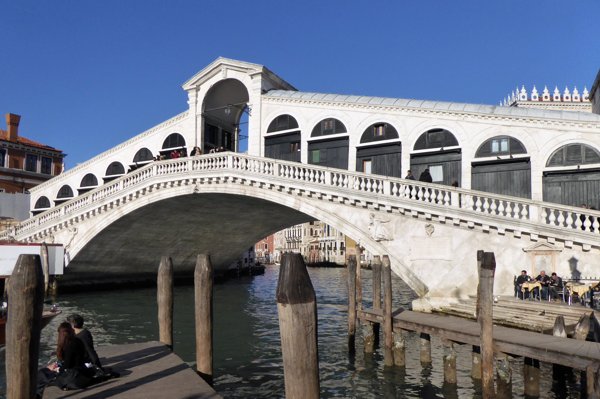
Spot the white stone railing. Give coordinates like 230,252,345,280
5,153,600,243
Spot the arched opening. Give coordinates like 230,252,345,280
104,162,126,183
160,133,187,159
308,118,349,169
202,79,249,153
32,196,51,215
130,147,154,172
54,184,74,206
79,173,98,195
356,123,401,177
264,114,301,162
411,128,461,186
543,143,600,209
471,135,531,198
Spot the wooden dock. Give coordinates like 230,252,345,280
435,296,598,334
42,341,222,399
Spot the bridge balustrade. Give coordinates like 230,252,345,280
3,153,600,243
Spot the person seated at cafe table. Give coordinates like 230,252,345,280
549,272,564,301
534,270,552,300
515,269,533,299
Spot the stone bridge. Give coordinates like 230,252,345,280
5,153,600,309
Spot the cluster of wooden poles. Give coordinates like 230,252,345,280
348,250,600,398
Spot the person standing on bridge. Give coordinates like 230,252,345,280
404,170,415,180
419,168,432,183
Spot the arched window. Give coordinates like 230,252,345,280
414,129,458,150
162,133,186,149
34,196,51,209
80,173,98,188
105,162,125,176
267,115,299,133
311,118,347,137
56,185,74,199
546,144,600,167
475,136,527,157
360,123,399,144
133,148,154,163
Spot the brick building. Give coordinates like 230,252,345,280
0,113,65,194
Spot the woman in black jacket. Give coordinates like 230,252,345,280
38,322,94,396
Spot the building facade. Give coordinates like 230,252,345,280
0,113,64,194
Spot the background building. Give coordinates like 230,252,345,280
0,113,65,227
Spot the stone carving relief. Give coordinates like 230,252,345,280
368,213,392,242
425,224,435,237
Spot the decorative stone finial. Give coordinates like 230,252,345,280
583,87,589,101
542,86,550,101
572,87,580,101
563,86,571,102
519,85,527,101
553,86,561,101
531,85,539,101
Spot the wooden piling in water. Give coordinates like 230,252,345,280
195,254,214,385
443,339,457,384
393,330,405,367
471,346,482,380
362,322,375,353
276,253,320,399
356,247,362,311
382,255,393,367
157,256,174,349
41,242,50,297
420,333,432,364
347,255,357,354
6,254,44,399
372,255,382,346
496,353,512,399
523,357,540,397
477,250,496,398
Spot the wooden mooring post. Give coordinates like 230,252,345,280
6,254,44,399
347,255,357,354
372,255,382,346
443,340,457,384
195,254,214,385
276,252,320,399
496,353,512,399
477,250,495,398
523,357,540,397
471,346,482,380
420,333,432,364
382,255,393,367
157,256,174,349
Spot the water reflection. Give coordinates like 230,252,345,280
0,265,583,398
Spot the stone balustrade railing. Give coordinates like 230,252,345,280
4,153,600,245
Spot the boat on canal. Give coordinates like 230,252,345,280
0,306,62,346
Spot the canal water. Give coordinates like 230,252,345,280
1,265,581,398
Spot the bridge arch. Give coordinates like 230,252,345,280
471,135,531,198
33,196,51,215
54,184,74,205
410,128,461,186
543,142,600,209
104,162,126,183
202,78,249,153
61,180,426,295
78,173,98,195
161,133,187,157
264,114,301,162
356,122,402,177
308,118,349,169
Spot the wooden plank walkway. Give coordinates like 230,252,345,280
42,341,221,399
435,296,598,334
391,310,600,370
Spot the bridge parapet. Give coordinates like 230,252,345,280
4,153,600,254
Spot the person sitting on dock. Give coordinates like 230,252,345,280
37,322,94,396
549,272,564,302
515,270,532,299
68,314,102,369
534,270,552,300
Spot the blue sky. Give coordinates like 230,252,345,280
1,0,598,168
